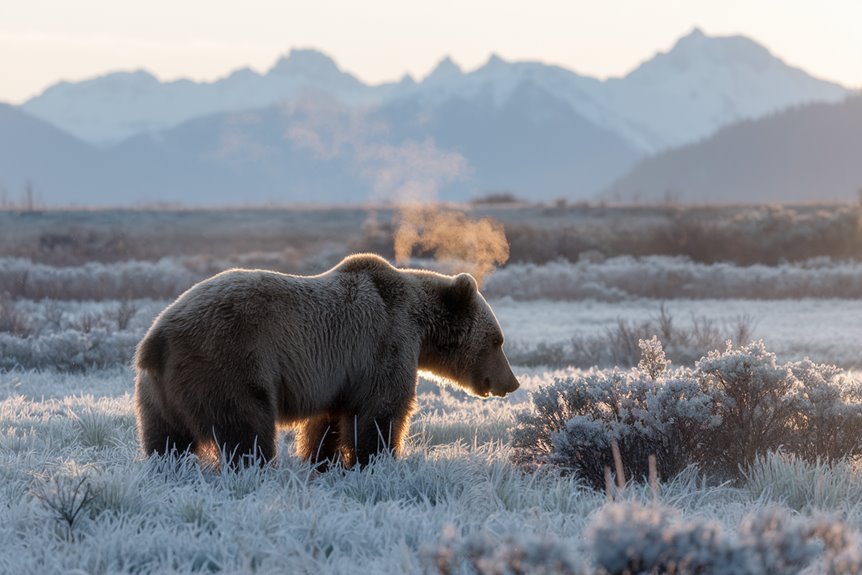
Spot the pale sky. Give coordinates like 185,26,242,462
1,0,860,104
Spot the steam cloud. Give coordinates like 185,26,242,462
281,97,510,283
393,205,510,286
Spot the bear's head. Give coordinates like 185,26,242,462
420,273,520,398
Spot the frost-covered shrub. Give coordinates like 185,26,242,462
483,256,862,301
720,205,862,265
430,501,862,575
499,204,862,266
588,307,752,368
0,330,139,371
11,251,862,304
637,336,670,379
0,299,166,371
30,472,96,537
587,502,747,574
0,294,31,336
13,298,162,337
829,544,862,575
697,345,862,473
514,366,717,486
695,342,803,474
427,527,587,575
0,257,205,300
786,360,862,463
513,341,862,487
587,502,858,575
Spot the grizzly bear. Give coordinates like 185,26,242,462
134,253,519,468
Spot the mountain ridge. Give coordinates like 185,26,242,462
20,29,849,152
3,29,855,206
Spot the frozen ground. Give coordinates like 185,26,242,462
3,363,862,573
2,252,862,572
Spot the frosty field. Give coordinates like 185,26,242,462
3,299,861,572
3,207,862,573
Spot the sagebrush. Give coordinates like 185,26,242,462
513,340,862,487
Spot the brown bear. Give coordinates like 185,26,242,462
134,253,519,468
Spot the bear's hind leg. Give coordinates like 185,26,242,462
207,392,277,469
135,379,196,456
142,413,196,457
297,414,343,470
211,422,276,468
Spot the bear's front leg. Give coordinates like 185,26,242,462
296,414,344,470
338,356,418,468
342,403,413,468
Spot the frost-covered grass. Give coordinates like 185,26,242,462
4,366,862,573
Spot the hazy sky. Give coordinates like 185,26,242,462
2,0,860,104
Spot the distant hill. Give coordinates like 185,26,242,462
0,104,109,204
605,96,862,204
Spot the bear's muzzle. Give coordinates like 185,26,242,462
491,374,520,397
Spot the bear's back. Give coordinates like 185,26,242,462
153,259,413,355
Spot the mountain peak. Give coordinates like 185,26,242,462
625,28,778,82
92,69,160,86
681,27,706,42
398,73,417,87
268,48,341,76
425,56,463,83
225,67,261,82
669,28,773,64
484,53,508,69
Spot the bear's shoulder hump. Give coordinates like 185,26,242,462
334,253,395,274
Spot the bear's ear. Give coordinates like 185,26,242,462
443,273,477,310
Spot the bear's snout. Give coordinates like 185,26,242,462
491,373,520,397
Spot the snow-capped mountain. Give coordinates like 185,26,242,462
21,49,395,145
5,29,856,206
399,28,848,151
20,29,850,152
599,28,849,150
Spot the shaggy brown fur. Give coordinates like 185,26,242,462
134,253,519,468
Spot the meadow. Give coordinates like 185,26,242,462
2,204,862,574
